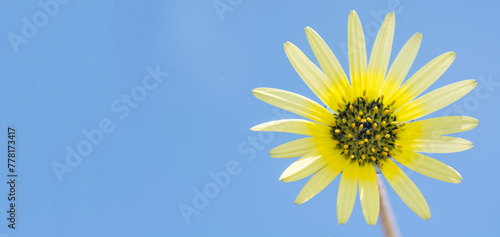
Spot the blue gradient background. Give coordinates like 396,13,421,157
0,1,499,236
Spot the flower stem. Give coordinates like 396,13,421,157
378,175,401,237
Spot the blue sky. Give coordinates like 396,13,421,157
0,1,499,236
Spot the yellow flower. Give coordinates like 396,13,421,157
251,11,478,225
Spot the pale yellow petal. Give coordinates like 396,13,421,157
398,135,472,153
358,163,379,225
366,12,395,100
250,119,331,137
295,154,347,204
305,27,353,104
253,88,334,124
396,80,477,122
381,33,422,102
337,160,359,225
392,52,456,109
393,149,462,183
270,137,333,158
402,116,478,137
284,42,336,108
348,10,367,97
380,159,431,220
279,149,330,182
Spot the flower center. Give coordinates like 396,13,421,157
330,96,404,166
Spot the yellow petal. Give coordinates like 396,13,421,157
348,10,367,97
358,163,379,225
392,52,456,109
366,12,395,100
402,116,478,137
305,27,353,104
393,149,462,183
398,135,472,153
284,42,335,109
380,159,431,220
396,80,477,122
253,88,334,124
279,149,330,182
295,155,347,204
381,33,422,103
250,119,331,137
337,160,359,225
270,137,332,158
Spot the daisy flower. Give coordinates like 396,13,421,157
251,11,477,225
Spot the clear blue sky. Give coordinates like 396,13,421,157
0,1,499,236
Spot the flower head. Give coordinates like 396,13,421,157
251,11,477,225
